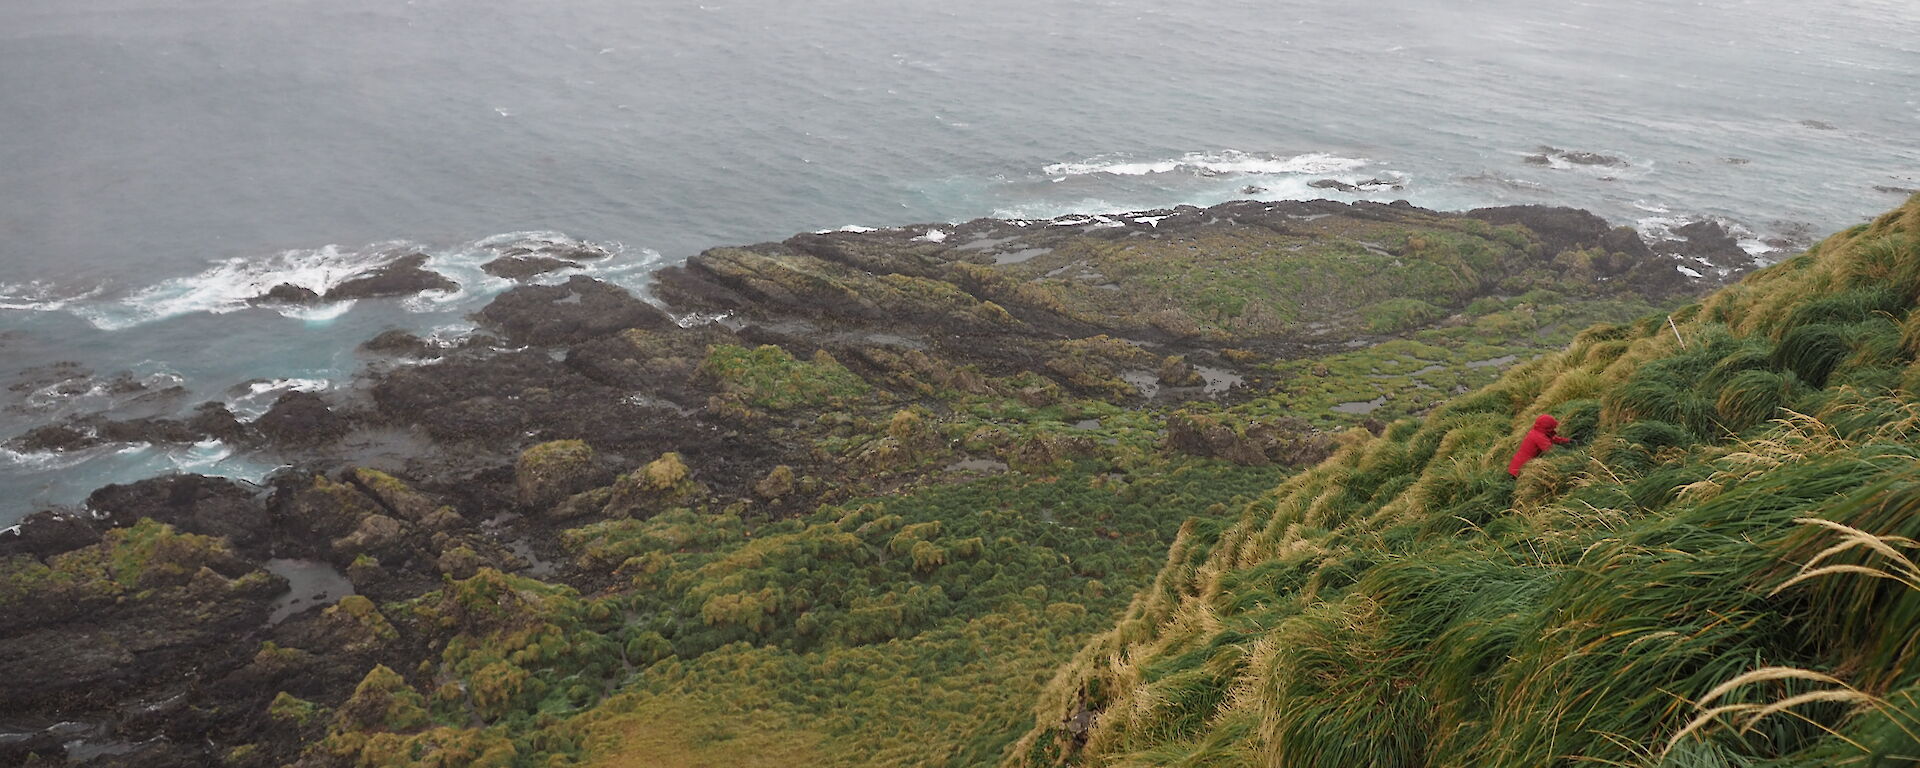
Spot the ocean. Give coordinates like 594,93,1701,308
2,0,1916,522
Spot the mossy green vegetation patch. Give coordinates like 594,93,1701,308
308,460,1282,768
699,344,873,411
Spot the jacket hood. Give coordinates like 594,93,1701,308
1533,414,1559,433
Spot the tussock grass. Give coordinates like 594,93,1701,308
1008,196,1920,768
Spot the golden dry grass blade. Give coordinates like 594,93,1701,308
1696,667,1848,707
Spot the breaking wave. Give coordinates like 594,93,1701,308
1043,150,1371,178
53,232,645,331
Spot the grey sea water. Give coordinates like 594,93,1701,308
2,0,1917,521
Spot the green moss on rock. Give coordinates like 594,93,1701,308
515,439,598,510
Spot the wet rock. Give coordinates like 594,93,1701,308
325,253,458,300
93,416,199,445
253,283,321,305
1667,220,1746,265
476,275,672,345
85,475,269,555
1875,185,1918,196
482,255,580,280
1525,146,1626,168
12,423,99,452
185,402,249,443
1308,178,1401,194
360,329,438,358
254,391,349,445
494,240,612,262
1800,119,1837,130
0,509,102,560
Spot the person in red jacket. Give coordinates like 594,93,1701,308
1508,414,1572,477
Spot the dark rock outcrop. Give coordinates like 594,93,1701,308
254,391,350,446
0,509,102,560
476,275,673,346
1524,146,1627,168
360,329,439,358
482,255,580,280
325,253,458,301
85,475,269,555
254,283,322,305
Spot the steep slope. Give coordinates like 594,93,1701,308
0,200,1740,766
1008,196,1920,767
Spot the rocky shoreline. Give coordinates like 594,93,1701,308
0,198,1757,766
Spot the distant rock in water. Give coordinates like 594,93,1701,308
253,283,321,305
1524,145,1627,168
1308,178,1404,194
325,253,458,300
1800,119,1838,130
482,255,581,280
492,239,613,262
360,329,440,358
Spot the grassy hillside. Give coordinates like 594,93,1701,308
0,201,1741,767
1007,196,1920,767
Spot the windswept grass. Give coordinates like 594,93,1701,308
1008,195,1920,768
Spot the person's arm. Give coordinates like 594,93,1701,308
1552,434,1572,445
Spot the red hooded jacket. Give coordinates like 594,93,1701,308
1508,414,1572,476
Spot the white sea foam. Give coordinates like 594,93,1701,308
275,301,358,323
170,440,235,472
1132,215,1172,227
674,311,733,329
247,378,329,397
0,281,104,312
1676,265,1704,278
1044,150,1369,178
65,232,632,331
74,244,396,330
1,446,102,471
913,229,949,243
231,378,330,418
1634,215,1689,242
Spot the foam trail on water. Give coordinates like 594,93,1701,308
0,281,104,312
1044,150,1370,177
